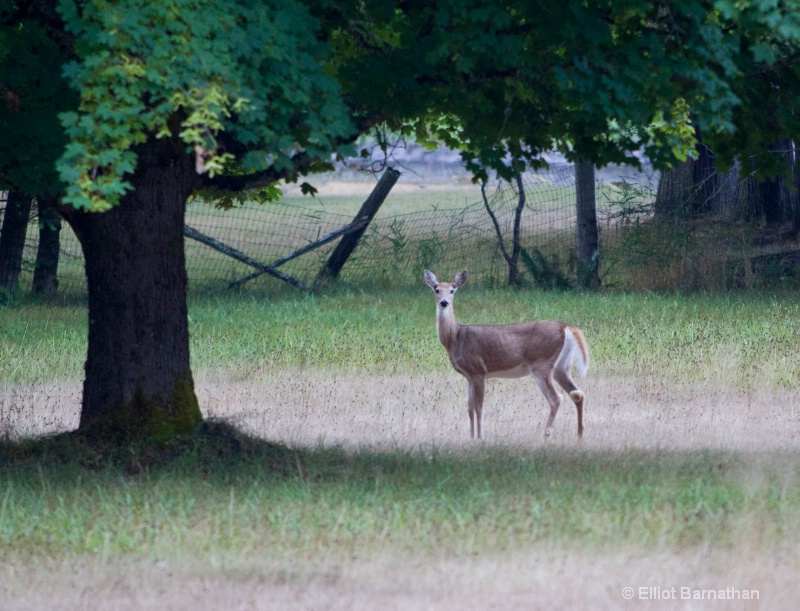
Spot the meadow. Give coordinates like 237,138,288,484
2,286,800,609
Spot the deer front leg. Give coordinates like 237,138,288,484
467,377,486,440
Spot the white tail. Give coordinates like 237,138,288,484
424,269,589,440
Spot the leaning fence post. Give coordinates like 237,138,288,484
313,167,401,292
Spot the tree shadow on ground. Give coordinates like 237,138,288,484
0,420,299,477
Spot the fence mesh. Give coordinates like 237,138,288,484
5,156,799,298
2,163,659,297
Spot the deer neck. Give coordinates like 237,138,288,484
436,304,460,352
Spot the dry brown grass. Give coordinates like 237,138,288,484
4,371,798,451
195,372,800,452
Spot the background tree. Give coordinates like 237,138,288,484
0,191,31,297
575,160,600,290
32,196,62,295
1,3,76,299
652,2,800,228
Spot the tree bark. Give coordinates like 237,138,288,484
0,190,32,296
32,195,62,295
655,160,692,217
743,143,794,223
691,143,717,214
507,174,526,286
63,137,203,441
655,143,719,217
575,159,599,290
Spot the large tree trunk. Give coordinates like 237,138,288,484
32,195,62,295
0,190,32,296
64,138,203,440
575,159,599,290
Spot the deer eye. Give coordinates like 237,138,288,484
434,288,440,293
450,289,454,294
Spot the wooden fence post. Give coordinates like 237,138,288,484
313,167,401,291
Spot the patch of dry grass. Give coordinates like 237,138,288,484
6,371,797,452
194,372,800,452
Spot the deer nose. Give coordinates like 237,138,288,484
439,299,449,308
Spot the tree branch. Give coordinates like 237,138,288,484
199,152,315,192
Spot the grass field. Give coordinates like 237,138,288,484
2,287,800,609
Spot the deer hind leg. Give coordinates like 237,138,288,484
467,377,486,440
554,368,585,439
532,373,563,439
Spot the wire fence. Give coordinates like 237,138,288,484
4,163,659,298
5,155,800,298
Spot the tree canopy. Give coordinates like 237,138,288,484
54,0,358,210
0,7,76,196
4,0,800,202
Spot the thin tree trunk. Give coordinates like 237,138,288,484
63,138,202,440
716,160,742,219
508,174,526,285
481,174,526,286
33,195,62,295
575,159,599,290
0,190,32,296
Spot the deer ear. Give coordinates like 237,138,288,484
453,269,468,288
423,270,438,288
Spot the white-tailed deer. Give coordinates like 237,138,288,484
424,269,589,440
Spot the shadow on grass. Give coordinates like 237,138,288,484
2,419,798,501
0,419,299,477
3,420,800,556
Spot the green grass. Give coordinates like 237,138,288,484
4,288,798,388
2,288,800,573
2,428,798,561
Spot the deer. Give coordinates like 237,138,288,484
423,269,589,440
